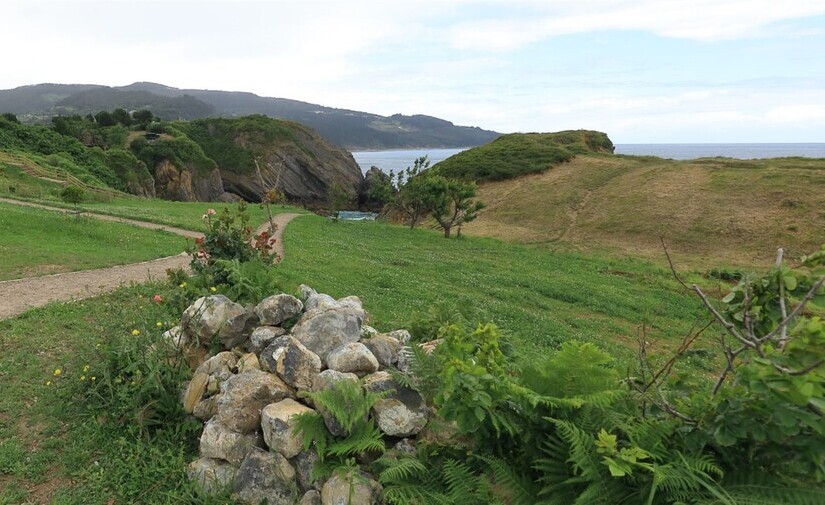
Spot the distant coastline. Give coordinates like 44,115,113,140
615,143,825,160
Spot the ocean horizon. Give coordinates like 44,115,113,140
352,143,825,173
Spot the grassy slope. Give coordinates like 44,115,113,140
464,154,825,268
0,202,188,281
277,216,712,366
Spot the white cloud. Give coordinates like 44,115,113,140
448,0,825,50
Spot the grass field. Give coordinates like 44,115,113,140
464,154,825,268
0,212,739,502
0,202,188,281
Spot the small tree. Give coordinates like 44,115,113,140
394,156,432,228
111,108,132,127
426,176,485,238
60,185,85,216
328,181,354,222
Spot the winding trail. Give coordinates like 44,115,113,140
0,198,302,320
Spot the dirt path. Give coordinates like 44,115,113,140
0,197,203,238
0,201,303,319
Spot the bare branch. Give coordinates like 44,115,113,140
692,284,757,352
759,275,825,344
661,237,690,290
775,248,791,350
645,320,713,392
774,360,825,376
712,340,746,396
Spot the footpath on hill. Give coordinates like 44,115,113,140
0,198,302,319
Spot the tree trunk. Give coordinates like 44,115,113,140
443,226,451,238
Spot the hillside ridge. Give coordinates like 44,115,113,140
0,82,500,150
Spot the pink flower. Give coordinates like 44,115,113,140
207,208,217,216
153,294,163,304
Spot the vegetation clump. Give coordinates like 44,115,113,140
433,129,614,182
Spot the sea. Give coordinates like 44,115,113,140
351,144,825,174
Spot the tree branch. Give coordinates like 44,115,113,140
758,275,825,345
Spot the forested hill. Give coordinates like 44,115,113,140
0,82,500,150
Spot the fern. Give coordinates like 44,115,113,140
481,455,541,505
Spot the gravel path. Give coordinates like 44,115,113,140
0,200,303,320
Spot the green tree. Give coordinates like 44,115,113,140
328,181,354,221
60,185,85,215
94,111,116,127
425,175,485,238
1,112,19,123
111,108,132,127
394,156,432,228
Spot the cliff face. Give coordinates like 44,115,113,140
153,160,225,201
181,116,364,204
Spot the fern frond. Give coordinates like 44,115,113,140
442,459,479,500
383,484,452,505
326,422,386,458
293,411,330,457
376,455,429,484
481,455,541,505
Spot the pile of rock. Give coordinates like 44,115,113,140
167,285,428,505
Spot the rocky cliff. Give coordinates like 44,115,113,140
178,116,364,204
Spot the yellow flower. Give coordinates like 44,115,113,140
156,321,163,327
210,287,217,293
131,329,140,336
45,380,52,386
83,365,90,372
80,375,86,381
95,343,101,348
91,376,96,381
179,282,188,288
53,368,62,377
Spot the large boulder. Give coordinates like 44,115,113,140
326,342,379,376
187,457,238,495
195,351,238,396
291,306,365,362
199,418,263,465
260,336,323,391
215,370,292,433
311,370,359,437
182,295,250,349
292,449,320,492
300,490,322,505
232,447,298,505
249,326,287,354
362,334,402,369
261,399,316,459
363,371,428,437
255,294,304,326
320,471,381,505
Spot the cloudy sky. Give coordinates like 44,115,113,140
2,0,825,142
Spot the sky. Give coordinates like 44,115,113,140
2,0,825,143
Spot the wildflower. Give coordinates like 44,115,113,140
95,343,101,348
53,369,62,377
156,321,163,327
201,214,208,220
80,375,86,381
115,377,122,384
179,282,187,288
45,380,52,386
131,329,140,336
210,286,217,293
153,294,163,304
207,208,217,216
91,376,96,381
83,365,90,372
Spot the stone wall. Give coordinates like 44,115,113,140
167,285,429,505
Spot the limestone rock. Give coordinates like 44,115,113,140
311,370,359,437
360,325,379,338
195,351,238,396
182,295,250,349
237,352,261,373
291,306,365,362
162,325,188,349
300,490,322,505
261,399,316,459
362,335,402,369
363,371,428,437
232,447,298,505
321,471,381,505
193,395,220,421
183,372,209,413
394,438,416,454
299,284,317,301
335,295,364,315
395,346,415,373
187,457,237,495
249,326,287,354
292,449,320,492
255,294,304,326
327,342,379,376
215,370,292,433
304,293,337,312
199,418,262,465
260,336,323,391
387,329,412,345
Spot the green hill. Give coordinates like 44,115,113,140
432,130,613,181
464,153,825,267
